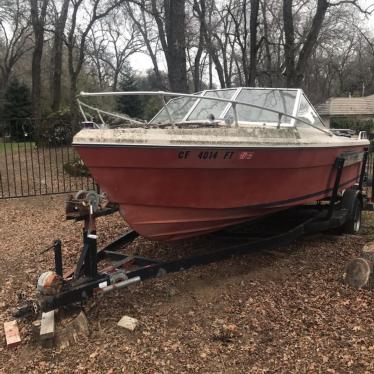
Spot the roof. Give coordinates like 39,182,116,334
315,95,374,116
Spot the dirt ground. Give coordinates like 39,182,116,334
0,195,373,373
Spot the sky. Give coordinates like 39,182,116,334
128,53,155,74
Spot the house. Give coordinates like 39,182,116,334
315,95,374,128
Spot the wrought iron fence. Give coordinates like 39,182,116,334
0,118,95,199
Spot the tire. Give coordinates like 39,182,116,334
341,189,362,234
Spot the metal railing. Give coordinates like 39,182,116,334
0,118,95,199
78,89,333,136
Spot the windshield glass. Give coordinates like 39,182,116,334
149,88,304,125
225,89,297,124
151,96,198,124
187,89,236,121
149,89,237,124
295,94,325,129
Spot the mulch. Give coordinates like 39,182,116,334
0,195,373,373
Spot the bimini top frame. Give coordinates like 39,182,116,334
77,88,333,136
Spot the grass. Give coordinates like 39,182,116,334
0,141,36,154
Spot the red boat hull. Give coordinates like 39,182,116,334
76,145,366,240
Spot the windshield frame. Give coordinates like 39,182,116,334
78,88,330,135
149,87,309,128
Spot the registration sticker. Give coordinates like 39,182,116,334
239,151,254,160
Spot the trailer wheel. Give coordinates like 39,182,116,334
341,189,362,234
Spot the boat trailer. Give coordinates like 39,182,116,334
26,150,370,314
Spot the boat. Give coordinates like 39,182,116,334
73,87,369,241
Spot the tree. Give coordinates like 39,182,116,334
282,0,373,88
150,0,188,92
2,78,32,139
249,0,260,85
3,79,32,118
137,69,167,119
0,0,373,122
66,0,127,126
193,0,226,88
87,12,141,91
116,67,143,118
50,0,70,112
29,0,49,118
187,0,206,92
116,68,167,120
126,1,164,87
0,0,32,93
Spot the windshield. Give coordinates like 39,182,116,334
149,88,323,128
295,94,325,129
151,95,198,124
150,89,237,124
225,89,296,124
187,89,236,121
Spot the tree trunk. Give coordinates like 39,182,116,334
248,0,260,86
208,46,226,88
282,0,296,87
193,2,205,92
164,0,188,92
31,37,43,118
293,0,328,87
149,54,164,89
113,70,120,92
30,0,49,119
208,54,212,89
67,1,81,129
0,66,12,93
51,0,70,112
69,72,79,131
261,0,273,86
192,0,225,88
283,0,328,87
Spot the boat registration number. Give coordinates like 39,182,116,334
178,151,254,160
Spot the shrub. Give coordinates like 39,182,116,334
63,158,91,177
331,117,374,133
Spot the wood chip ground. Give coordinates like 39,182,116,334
0,195,373,373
